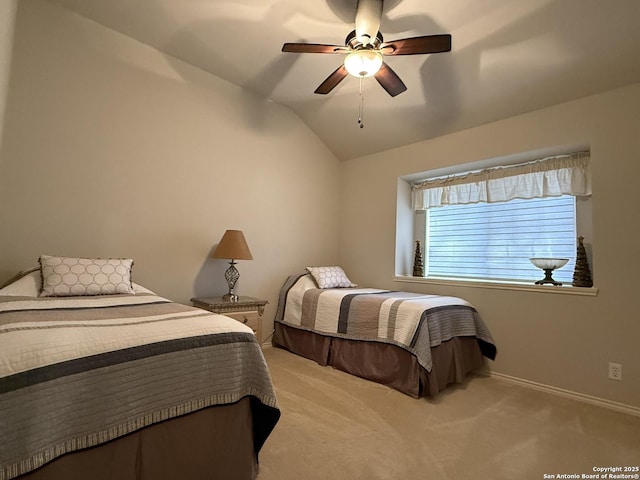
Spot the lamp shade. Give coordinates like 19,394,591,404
211,230,253,260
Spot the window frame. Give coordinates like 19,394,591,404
395,147,596,295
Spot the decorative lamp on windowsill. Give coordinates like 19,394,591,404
529,258,569,286
211,230,253,302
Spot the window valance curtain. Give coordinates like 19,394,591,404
412,151,591,210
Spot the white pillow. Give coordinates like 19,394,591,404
306,266,356,289
0,267,154,297
39,255,135,297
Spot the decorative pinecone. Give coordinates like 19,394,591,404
572,236,593,287
413,240,424,277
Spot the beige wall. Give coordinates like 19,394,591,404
340,83,640,408
0,0,341,341
0,0,17,153
2,0,639,408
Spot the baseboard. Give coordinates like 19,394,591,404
487,371,640,417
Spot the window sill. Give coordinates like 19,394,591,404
393,275,598,296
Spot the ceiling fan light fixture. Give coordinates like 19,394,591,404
344,49,383,78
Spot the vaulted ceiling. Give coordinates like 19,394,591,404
46,0,640,160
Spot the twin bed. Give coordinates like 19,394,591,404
0,261,280,480
273,270,497,398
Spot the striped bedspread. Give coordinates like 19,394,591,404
0,294,280,480
275,273,496,371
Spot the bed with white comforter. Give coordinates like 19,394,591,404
0,266,279,480
274,271,496,398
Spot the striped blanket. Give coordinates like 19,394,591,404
0,294,280,480
276,273,496,371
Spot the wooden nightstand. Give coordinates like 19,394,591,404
191,296,267,342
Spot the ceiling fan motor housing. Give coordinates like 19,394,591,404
346,30,383,50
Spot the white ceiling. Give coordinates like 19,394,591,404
45,0,640,160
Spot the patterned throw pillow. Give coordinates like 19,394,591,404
39,255,134,297
306,266,356,289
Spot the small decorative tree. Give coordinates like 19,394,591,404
413,240,424,277
572,236,593,287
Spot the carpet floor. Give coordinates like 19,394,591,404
258,346,639,480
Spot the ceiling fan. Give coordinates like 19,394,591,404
281,0,451,97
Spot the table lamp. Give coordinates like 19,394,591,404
211,230,253,302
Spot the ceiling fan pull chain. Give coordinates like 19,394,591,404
358,77,365,128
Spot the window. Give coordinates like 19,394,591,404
405,150,592,286
424,195,576,283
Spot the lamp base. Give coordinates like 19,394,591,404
223,261,240,302
222,292,239,302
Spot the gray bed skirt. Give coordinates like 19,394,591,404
273,322,485,398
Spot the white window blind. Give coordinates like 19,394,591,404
426,195,577,283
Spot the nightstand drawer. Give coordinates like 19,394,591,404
225,311,259,335
190,296,267,344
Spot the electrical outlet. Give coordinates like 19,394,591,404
608,362,622,381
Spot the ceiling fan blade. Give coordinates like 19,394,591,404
282,43,347,54
314,65,349,95
374,62,407,97
381,34,451,55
